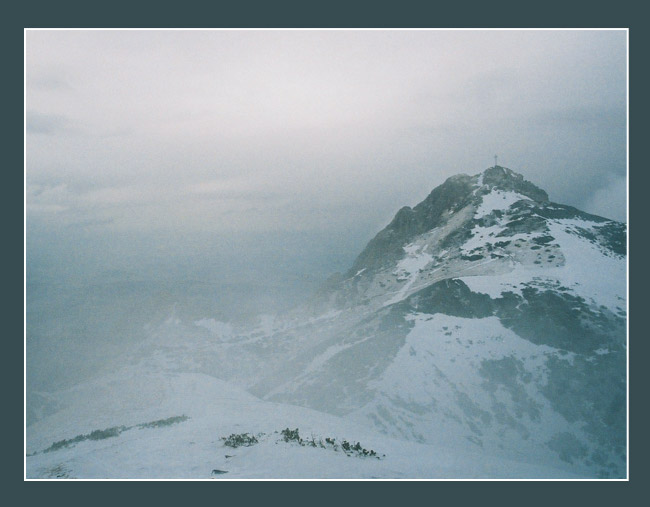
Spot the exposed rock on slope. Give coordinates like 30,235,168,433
26,165,626,479
255,165,626,478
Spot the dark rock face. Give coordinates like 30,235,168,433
347,206,422,276
347,175,477,275
496,288,625,353
272,165,626,477
403,279,625,354
594,221,626,256
408,279,494,319
347,167,550,276
410,174,476,230
394,275,626,475
481,166,549,202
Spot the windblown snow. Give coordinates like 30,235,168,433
384,243,434,306
26,167,626,479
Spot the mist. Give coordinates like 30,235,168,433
26,28,627,403
26,30,627,478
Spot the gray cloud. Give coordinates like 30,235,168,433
29,73,72,91
26,111,70,135
25,29,627,288
581,174,627,222
528,104,625,128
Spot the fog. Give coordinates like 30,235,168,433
26,29,627,424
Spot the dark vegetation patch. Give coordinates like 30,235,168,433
40,425,128,454
213,428,384,463
278,427,382,458
222,432,260,447
137,415,189,429
88,427,125,440
33,415,190,455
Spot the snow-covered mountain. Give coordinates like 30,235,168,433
26,166,627,479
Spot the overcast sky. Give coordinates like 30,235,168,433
26,29,627,286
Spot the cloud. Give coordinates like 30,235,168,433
188,177,269,196
29,73,72,91
26,183,71,213
581,174,627,222
25,29,627,281
64,217,115,229
26,111,70,135
527,104,626,132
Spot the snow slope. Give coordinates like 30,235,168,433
26,166,626,479
255,167,626,478
26,363,586,479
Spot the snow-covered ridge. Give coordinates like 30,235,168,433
26,166,626,479
543,218,626,313
27,362,588,479
458,215,625,312
346,175,624,316
474,189,530,219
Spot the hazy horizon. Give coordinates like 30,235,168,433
26,29,628,406
27,31,627,291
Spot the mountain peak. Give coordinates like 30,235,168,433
347,166,550,275
295,163,626,478
475,166,549,202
